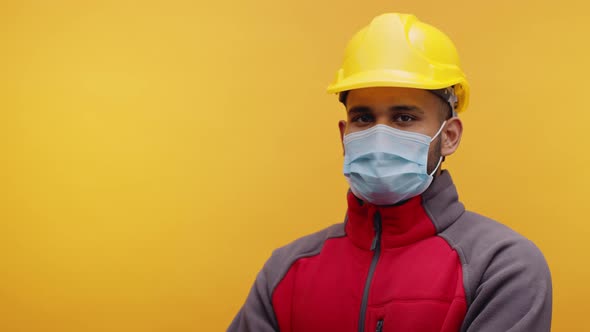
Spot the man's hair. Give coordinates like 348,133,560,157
338,90,452,122
437,98,453,122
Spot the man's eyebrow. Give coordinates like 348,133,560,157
347,106,373,114
390,105,424,113
347,105,424,114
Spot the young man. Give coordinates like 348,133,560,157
228,13,552,332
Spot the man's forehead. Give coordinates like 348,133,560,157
346,87,435,107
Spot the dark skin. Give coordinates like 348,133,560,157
338,87,463,177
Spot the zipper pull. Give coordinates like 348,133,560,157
370,235,378,251
375,319,384,332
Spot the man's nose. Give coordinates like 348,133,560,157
375,115,391,127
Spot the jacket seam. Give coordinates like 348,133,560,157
437,232,472,307
269,232,348,319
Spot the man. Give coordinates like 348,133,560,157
228,13,552,332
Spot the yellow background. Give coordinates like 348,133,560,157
1,0,588,331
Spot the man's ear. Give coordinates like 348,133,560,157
338,120,347,155
440,117,463,157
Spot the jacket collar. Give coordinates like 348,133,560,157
345,170,465,250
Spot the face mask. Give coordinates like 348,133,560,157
343,122,446,205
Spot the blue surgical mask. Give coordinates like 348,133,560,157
343,122,446,205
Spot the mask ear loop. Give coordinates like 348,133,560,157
429,156,443,176
430,121,447,142
428,121,447,176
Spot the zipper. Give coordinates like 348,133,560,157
375,319,384,332
358,211,382,332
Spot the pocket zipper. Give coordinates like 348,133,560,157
376,319,384,332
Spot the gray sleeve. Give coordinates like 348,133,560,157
227,253,280,332
227,223,346,332
461,239,552,332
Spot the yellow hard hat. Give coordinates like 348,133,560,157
327,13,470,113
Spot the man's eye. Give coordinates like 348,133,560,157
353,114,374,123
394,114,414,122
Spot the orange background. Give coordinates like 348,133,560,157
1,0,588,331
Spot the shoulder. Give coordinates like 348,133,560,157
441,210,545,264
440,211,551,304
273,222,345,257
262,223,346,291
